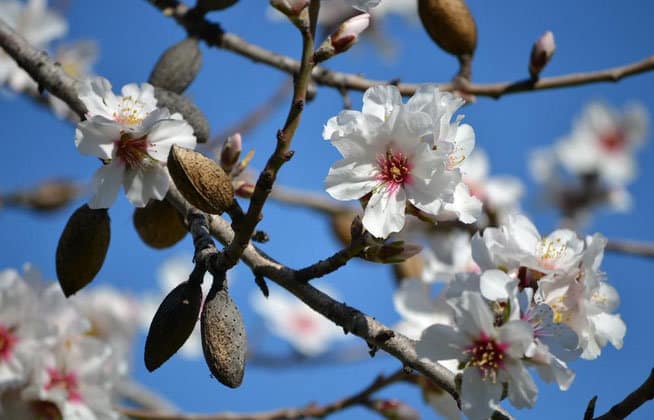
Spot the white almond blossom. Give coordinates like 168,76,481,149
461,149,523,221
75,76,197,208
417,291,537,419
0,267,47,391
251,286,345,356
324,85,479,238
535,234,626,360
139,254,213,360
0,264,123,420
472,213,585,275
420,230,478,283
0,0,67,92
555,101,648,186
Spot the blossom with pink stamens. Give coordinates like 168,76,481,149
324,85,479,238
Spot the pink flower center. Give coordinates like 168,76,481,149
464,332,509,381
599,129,626,153
114,133,150,169
0,324,17,362
290,313,318,334
376,149,413,193
45,367,82,403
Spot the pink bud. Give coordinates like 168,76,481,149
220,132,242,173
270,0,309,17
529,31,556,78
331,13,371,53
373,399,420,420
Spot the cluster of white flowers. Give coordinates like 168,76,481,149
531,101,649,214
324,85,480,238
0,264,139,420
392,214,625,419
75,77,197,209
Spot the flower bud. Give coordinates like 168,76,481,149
393,254,425,282
372,399,420,420
529,31,556,79
149,38,203,94
56,204,110,297
270,0,309,17
362,240,422,264
418,0,477,57
315,13,370,62
220,133,242,174
168,145,235,214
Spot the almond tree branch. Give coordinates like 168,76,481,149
144,0,654,98
0,18,507,420
605,239,654,258
591,368,654,420
221,2,318,270
118,368,412,420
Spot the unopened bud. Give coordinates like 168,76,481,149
372,399,420,420
362,240,422,264
315,13,370,62
235,183,255,198
220,133,242,174
529,31,555,79
270,0,309,17
393,254,424,282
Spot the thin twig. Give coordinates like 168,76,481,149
118,368,410,420
593,368,654,420
606,239,654,258
145,0,654,99
115,379,179,413
221,2,319,270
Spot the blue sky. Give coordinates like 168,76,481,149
1,0,654,419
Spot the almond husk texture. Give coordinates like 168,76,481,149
418,0,477,57
201,285,246,388
168,145,234,214
154,88,209,144
56,204,110,297
133,199,187,249
144,280,203,372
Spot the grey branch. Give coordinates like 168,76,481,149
145,0,654,99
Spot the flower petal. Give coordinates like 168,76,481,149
325,159,377,201
75,117,121,159
88,162,124,209
123,165,170,207
146,119,197,162
362,187,406,238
